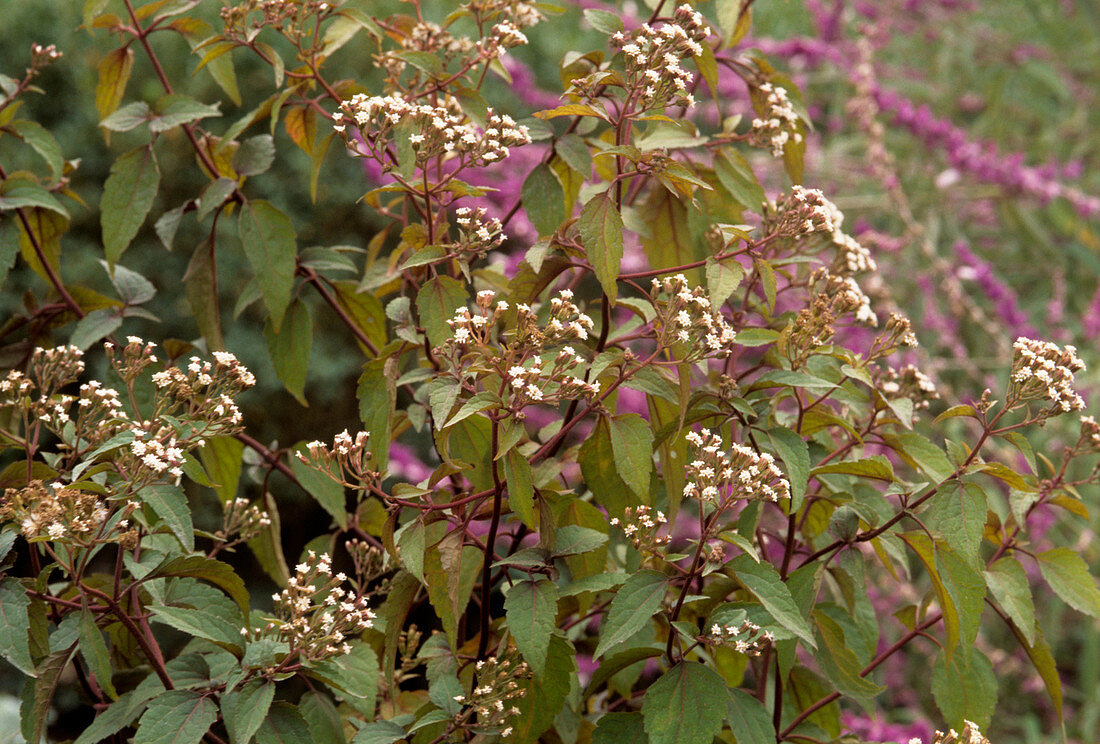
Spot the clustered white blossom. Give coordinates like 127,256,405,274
769,186,838,238
298,429,377,494
247,551,375,662
609,4,711,110
454,206,506,256
148,349,255,433
1009,337,1086,413
1,481,114,546
452,654,529,738
808,268,877,327
881,364,939,410
610,505,669,553
910,721,990,744
1078,415,1100,452
682,429,791,505
704,618,773,656
218,497,272,544
220,0,332,43
504,341,601,405
749,82,802,156
650,274,738,359
334,95,531,170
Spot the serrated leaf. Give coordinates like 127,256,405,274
984,558,1036,645
522,163,566,236
79,609,117,699
505,579,559,677
884,431,955,483
704,256,743,308
150,593,244,650
812,610,883,700
594,569,668,659
102,145,159,265
584,8,624,34
307,642,378,716
222,681,274,744
930,645,997,731
504,448,536,529
725,688,773,744
239,200,296,329
552,525,608,556
729,554,816,649
416,275,468,349
103,260,156,304
141,483,195,552
156,555,250,617
74,688,157,744
298,691,343,744
609,413,653,501
766,428,809,512
70,308,123,351
812,456,894,482
641,662,727,744
579,192,624,303
264,300,312,405
133,690,217,744
715,149,765,210
351,721,407,744
233,134,275,177
510,634,575,744
580,416,633,516
1037,547,1100,619
254,703,311,744
0,577,34,676
21,645,76,744
149,94,221,132
10,120,64,180
96,47,135,121
930,482,986,569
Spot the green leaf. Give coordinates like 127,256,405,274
504,449,536,529
234,134,276,177
100,101,151,132
552,525,608,557
102,145,159,265
0,577,34,676
184,238,224,349
265,300,312,405
10,120,64,180
505,579,559,677
812,456,894,482
255,703,311,744
1037,547,1100,619
930,645,997,731
21,645,76,744
70,309,124,351
134,690,217,744
725,688,773,744
984,557,1037,646
298,691,344,744
729,554,816,649
95,47,135,121
766,428,809,512
883,432,955,483
522,163,566,236
929,482,986,569
351,721,407,744
704,255,744,308
594,569,668,659
0,177,69,217
510,634,575,744
141,484,195,552
156,555,251,617
715,149,765,210
196,178,237,222
811,610,883,700
307,642,378,716
197,435,243,503
239,200,297,329
290,441,346,528
149,94,222,132
416,275,468,349
358,356,397,472
222,681,275,744
609,413,653,501
74,688,157,744
593,712,648,744
579,192,624,303
104,260,156,304
584,7,624,34
1010,622,1062,724
642,662,727,744
150,593,245,650
580,416,634,516
79,610,117,699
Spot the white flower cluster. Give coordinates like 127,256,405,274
454,206,506,255
149,350,255,432
1010,337,1086,413
477,19,529,57
299,430,376,493
609,4,710,110
252,551,375,662
650,274,738,358
749,83,802,156
808,269,877,326
129,433,186,481
910,720,989,744
220,497,272,543
543,289,596,343
1079,415,1100,451
30,344,85,393
0,369,33,399
105,336,159,381
505,343,600,405
770,186,837,238
610,505,669,553
682,428,791,505
469,0,543,28
335,95,530,169
401,20,474,59
452,654,529,737
2,481,110,545
706,618,773,656
882,364,939,410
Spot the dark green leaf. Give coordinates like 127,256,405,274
715,149,765,210
74,688,157,744
580,416,634,516
766,428,809,512
609,413,654,501
290,441,346,528
255,703,311,744
416,275,468,349
102,146,159,265
984,557,1037,646
729,554,816,649
79,610,117,699
239,200,297,329
70,309,123,351
133,690,217,744
552,525,608,557
358,356,397,472
307,642,378,716
0,577,34,676
811,610,883,700
222,681,275,744
641,662,727,744
141,484,195,552
156,555,250,617
299,691,344,744
579,192,624,302
264,300,312,405
196,178,237,222
594,569,668,659
522,163,566,236
103,260,156,305
184,238,224,348
149,94,222,132
21,645,76,744
234,134,276,177
504,449,536,529
0,177,69,217
725,688,773,744
593,712,647,744
510,634,575,744
1037,547,1100,619
10,120,64,180
931,645,997,731
505,579,559,677
351,721,407,744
